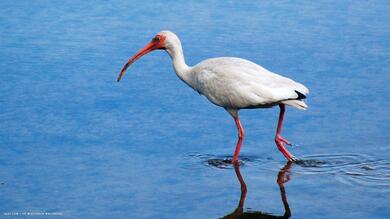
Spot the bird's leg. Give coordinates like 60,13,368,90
275,104,297,161
232,115,245,164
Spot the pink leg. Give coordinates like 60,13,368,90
232,115,245,164
275,104,296,161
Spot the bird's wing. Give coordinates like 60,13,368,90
191,57,308,109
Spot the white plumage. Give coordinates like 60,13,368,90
189,57,308,110
117,30,309,162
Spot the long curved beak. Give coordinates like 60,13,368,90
117,41,159,82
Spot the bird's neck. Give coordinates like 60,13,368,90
165,42,191,83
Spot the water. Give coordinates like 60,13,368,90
0,1,389,218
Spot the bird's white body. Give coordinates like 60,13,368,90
117,30,309,162
186,57,308,110
162,31,309,112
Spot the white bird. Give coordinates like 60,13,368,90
117,31,309,163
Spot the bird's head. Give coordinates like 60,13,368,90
117,30,180,82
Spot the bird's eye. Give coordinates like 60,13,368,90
153,36,160,42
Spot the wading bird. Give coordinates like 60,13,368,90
117,31,308,163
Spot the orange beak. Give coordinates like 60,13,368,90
117,38,164,82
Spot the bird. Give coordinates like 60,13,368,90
117,30,309,163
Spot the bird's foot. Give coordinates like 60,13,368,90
275,135,297,162
290,156,299,162
276,134,292,146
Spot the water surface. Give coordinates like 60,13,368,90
0,1,389,218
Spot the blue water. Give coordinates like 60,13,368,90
1,1,389,218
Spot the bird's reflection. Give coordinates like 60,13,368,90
221,161,293,219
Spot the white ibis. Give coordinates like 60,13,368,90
117,31,309,163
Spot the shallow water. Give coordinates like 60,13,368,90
0,1,389,219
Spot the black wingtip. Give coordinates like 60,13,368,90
295,90,306,100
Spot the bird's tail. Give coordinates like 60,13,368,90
281,100,308,110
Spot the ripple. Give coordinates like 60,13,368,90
184,152,390,189
185,152,273,169
295,154,390,189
